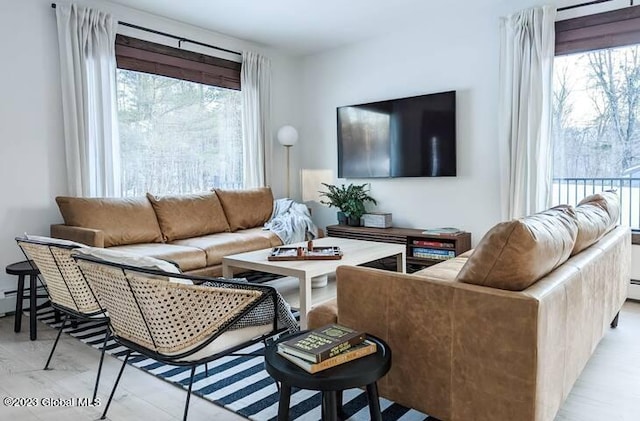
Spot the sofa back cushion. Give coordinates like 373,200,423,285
56,196,163,247
457,206,578,291
578,191,620,223
147,192,230,242
214,187,274,231
571,203,615,255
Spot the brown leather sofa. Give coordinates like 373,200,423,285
50,187,282,277
308,193,631,421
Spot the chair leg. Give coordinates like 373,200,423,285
205,363,209,377
101,350,130,420
92,328,110,404
183,365,196,421
14,274,25,333
29,274,38,340
44,314,69,370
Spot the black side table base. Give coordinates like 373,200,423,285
266,333,391,421
366,382,383,421
278,384,291,421
321,391,339,421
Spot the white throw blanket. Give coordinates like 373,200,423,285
264,199,318,244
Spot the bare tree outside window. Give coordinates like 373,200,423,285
552,44,640,228
116,69,243,196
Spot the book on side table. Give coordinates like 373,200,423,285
277,324,365,363
277,339,377,373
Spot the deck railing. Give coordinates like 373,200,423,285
552,177,640,229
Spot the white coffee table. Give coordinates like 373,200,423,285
222,237,406,328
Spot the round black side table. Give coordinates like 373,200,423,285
265,333,391,421
6,260,45,340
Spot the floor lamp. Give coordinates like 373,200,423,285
277,125,299,198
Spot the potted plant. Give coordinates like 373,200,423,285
319,183,377,226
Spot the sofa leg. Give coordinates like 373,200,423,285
611,312,620,328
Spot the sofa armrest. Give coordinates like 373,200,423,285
50,224,105,247
334,265,540,421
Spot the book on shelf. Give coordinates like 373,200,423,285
412,240,455,248
412,247,456,260
421,227,463,236
413,247,455,256
277,339,377,374
277,324,366,363
413,253,456,260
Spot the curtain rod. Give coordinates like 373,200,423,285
50,3,242,57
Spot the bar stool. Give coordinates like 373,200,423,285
6,260,46,340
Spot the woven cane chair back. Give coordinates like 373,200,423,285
77,259,264,355
18,241,101,315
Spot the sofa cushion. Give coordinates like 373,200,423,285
413,255,469,282
456,206,578,291
147,192,230,242
215,187,274,231
73,246,193,285
571,203,615,255
56,196,163,247
107,243,206,272
172,228,282,266
307,298,338,329
578,191,620,223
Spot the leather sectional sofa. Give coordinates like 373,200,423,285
308,192,630,421
51,187,282,277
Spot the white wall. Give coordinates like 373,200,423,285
0,0,302,300
299,6,507,242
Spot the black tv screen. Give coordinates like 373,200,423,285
337,91,456,178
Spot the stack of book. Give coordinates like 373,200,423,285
277,324,377,373
421,227,463,236
412,239,455,248
412,247,456,260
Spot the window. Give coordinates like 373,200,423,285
552,6,640,228
115,35,242,196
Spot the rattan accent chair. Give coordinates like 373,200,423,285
16,237,109,404
74,254,281,421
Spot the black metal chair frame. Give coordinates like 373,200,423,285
16,238,110,405
74,254,284,421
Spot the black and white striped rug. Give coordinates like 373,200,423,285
35,285,432,420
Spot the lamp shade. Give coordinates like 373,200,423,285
277,125,299,146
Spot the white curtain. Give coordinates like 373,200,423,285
499,5,556,219
56,4,120,197
241,51,272,188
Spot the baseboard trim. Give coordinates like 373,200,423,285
629,282,640,300
0,291,15,317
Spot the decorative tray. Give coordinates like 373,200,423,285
268,245,343,261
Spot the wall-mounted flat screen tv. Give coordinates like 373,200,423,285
337,90,456,178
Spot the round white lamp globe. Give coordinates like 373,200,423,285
277,125,299,146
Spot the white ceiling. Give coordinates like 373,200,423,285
110,0,501,55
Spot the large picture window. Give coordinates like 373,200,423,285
553,6,640,229
115,35,242,196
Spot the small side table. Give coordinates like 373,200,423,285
265,333,391,421
6,260,46,341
